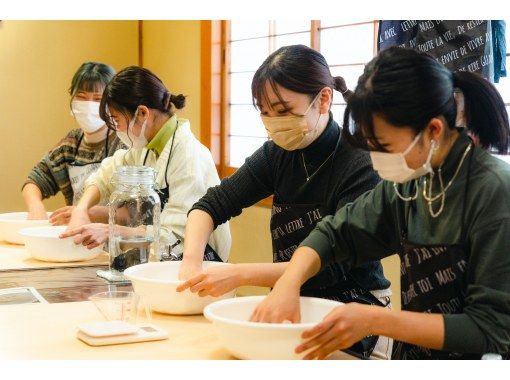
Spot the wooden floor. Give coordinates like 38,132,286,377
0,265,132,303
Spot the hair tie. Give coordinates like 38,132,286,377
453,88,465,128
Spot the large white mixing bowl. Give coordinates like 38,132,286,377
0,212,51,245
124,261,237,315
204,296,343,359
19,226,103,262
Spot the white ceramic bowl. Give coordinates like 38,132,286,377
204,296,343,359
19,225,102,262
124,261,237,315
0,212,51,245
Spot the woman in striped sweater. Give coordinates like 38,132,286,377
22,62,126,223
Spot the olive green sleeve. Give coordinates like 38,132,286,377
300,181,400,270
443,218,510,354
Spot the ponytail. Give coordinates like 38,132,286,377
169,93,186,110
99,66,186,128
453,71,509,154
334,75,352,100
162,91,186,112
342,47,509,154
333,76,347,93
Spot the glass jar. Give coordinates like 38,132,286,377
107,166,161,281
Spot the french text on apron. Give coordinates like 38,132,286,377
392,144,479,359
270,132,388,358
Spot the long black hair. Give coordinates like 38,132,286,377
251,44,346,112
99,66,186,129
343,47,509,154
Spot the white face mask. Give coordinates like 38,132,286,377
370,132,438,183
116,108,148,149
261,92,325,151
71,100,105,133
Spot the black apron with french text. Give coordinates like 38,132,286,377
392,146,479,359
142,123,221,263
270,136,386,359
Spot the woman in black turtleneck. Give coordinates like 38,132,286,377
177,45,392,359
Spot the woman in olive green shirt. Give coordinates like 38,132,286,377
251,47,510,359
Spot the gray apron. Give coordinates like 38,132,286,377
68,131,109,205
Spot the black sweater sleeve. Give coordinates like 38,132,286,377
191,142,274,228
335,148,381,211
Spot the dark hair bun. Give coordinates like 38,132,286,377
170,93,186,110
333,76,348,93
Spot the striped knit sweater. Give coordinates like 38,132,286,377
24,128,126,205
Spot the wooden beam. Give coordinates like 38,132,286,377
220,20,231,174
200,20,222,166
138,20,143,67
311,20,321,51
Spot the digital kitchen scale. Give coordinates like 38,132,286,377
76,320,168,346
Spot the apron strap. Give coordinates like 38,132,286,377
103,129,110,159
142,149,150,165
163,122,179,189
142,122,179,190
459,143,474,245
70,132,85,164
